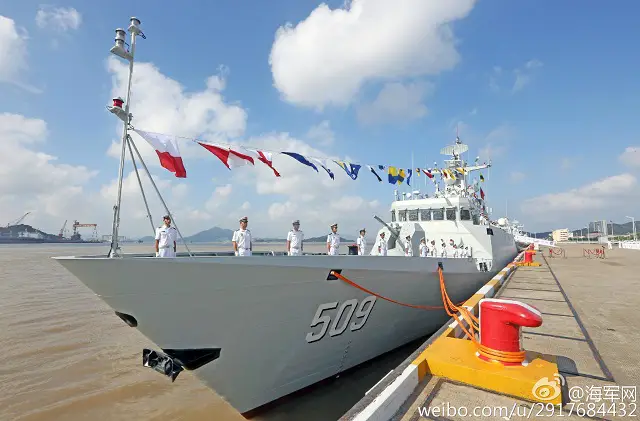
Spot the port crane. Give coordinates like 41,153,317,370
59,220,68,238
6,212,31,227
71,221,98,241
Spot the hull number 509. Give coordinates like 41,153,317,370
305,296,377,343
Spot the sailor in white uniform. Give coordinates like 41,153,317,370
287,220,304,256
429,240,437,257
327,223,340,255
448,239,456,257
419,238,428,257
440,239,447,258
404,235,413,257
377,232,388,256
155,214,177,257
356,229,367,255
232,216,252,256
461,246,469,258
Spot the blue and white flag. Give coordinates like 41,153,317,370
281,152,318,172
334,160,361,180
310,158,335,179
367,165,382,182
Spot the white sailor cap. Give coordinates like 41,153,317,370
330,223,338,228
239,216,248,223
293,220,300,225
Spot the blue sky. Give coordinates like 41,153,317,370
1,0,639,238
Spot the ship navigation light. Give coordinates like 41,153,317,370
110,28,133,61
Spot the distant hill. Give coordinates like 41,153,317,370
0,224,59,240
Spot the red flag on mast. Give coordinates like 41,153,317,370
198,142,255,169
134,130,186,178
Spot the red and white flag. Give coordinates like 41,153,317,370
198,142,255,169
245,148,281,177
134,130,186,178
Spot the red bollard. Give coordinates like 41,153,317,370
478,299,543,366
524,250,534,264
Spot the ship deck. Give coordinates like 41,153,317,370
340,243,640,421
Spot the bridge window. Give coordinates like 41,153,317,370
408,209,419,221
460,208,471,221
391,210,396,222
445,207,457,221
432,208,444,220
398,210,407,222
420,209,431,221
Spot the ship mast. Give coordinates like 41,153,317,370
107,17,144,258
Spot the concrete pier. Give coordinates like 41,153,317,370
341,244,640,421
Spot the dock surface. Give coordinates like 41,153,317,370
370,244,639,421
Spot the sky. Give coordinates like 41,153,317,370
1,0,640,239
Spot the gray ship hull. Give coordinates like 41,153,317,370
53,251,515,414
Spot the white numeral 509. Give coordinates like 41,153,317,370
305,296,377,343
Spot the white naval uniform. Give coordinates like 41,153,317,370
356,235,367,255
232,228,252,256
377,237,388,256
404,240,413,257
327,232,340,255
287,229,304,256
155,225,177,257
420,243,428,257
440,243,448,258
429,243,437,257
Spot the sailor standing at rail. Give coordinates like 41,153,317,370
155,215,177,257
232,216,252,256
404,235,413,256
327,223,340,255
419,238,428,257
377,232,388,256
356,229,367,255
440,239,447,258
430,240,437,257
286,220,304,256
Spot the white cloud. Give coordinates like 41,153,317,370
35,6,81,32
106,57,248,166
520,173,640,225
477,124,514,160
489,59,543,94
560,157,576,170
306,120,335,145
205,184,233,211
512,59,543,93
0,15,31,90
356,81,431,125
269,0,476,108
619,146,640,168
510,171,526,183
0,113,100,233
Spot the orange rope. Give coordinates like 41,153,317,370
329,267,527,365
